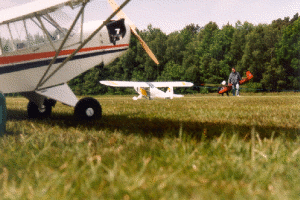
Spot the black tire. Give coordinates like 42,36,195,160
46,99,57,107
27,99,52,119
74,97,102,120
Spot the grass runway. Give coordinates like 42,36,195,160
1,93,300,199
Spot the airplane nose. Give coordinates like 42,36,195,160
106,19,127,45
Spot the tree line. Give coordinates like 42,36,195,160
69,13,300,95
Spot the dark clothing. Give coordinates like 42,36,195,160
228,71,241,85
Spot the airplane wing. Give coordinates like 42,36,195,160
100,81,149,87
0,0,85,25
150,81,194,88
100,81,194,88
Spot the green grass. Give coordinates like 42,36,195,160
1,93,300,199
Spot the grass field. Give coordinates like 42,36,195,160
1,93,300,199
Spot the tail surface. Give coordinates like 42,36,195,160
239,71,253,85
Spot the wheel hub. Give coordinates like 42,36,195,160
38,105,46,113
86,108,94,117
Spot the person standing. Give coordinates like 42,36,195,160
228,67,241,96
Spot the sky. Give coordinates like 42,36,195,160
1,0,300,34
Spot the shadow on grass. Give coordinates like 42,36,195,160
7,109,300,140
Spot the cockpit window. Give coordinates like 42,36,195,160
0,7,81,54
147,82,155,88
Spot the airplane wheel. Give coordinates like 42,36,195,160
74,97,102,120
27,99,52,119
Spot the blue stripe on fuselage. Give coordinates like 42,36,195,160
0,48,128,75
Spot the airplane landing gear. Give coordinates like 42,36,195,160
74,97,102,120
27,99,56,119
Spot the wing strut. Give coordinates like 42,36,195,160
35,15,57,53
35,1,88,90
37,0,132,89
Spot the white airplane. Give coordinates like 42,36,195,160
0,0,159,119
100,81,194,100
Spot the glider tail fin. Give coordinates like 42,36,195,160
239,71,254,85
246,71,253,80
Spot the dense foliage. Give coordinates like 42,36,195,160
69,14,300,95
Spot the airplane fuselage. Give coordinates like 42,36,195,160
134,84,183,100
0,19,131,93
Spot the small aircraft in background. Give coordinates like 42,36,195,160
0,0,159,120
100,81,194,100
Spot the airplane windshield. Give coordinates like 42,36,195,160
147,83,155,89
0,6,81,54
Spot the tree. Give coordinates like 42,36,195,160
276,17,300,90
241,24,267,82
261,58,286,91
209,23,234,61
228,21,254,68
165,32,185,64
158,61,185,81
